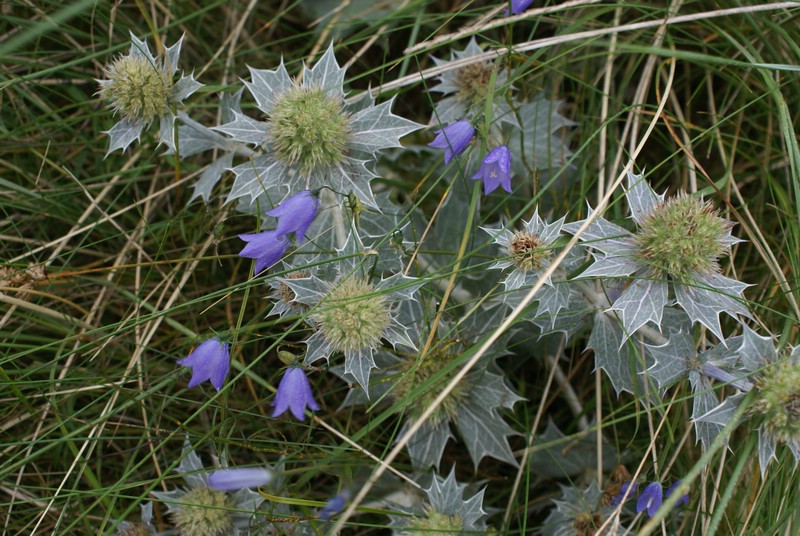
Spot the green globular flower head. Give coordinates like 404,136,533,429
634,193,731,280
170,486,233,536
99,56,172,123
391,342,472,426
314,276,390,352
751,358,800,447
407,506,464,533
269,87,351,175
509,229,551,272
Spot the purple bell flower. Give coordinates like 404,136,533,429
208,467,275,491
428,119,474,164
508,0,534,15
268,190,319,243
272,367,320,421
238,230,289,274
177,338,230,392
471,145,512,194
611,481,638,506
636,482,663,518
665,480,689,507
319,490,350,520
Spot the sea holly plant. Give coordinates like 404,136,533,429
387,468,488,534
98,33,202,154
427,37,514,126
481,207,584,329
334,305,523,469
541,482,624,535
696,326,800,474
278,231,423,394
151,439,266,535
215,43,423,207
564,170,750,342
644,315,748,450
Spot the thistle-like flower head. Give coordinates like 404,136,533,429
151,439,265,535
271,366,321,421
695,327,800,473
428,37,513,125
471,145,512,194
279,232,422,394
747,341,800,471
542,482,622,536
482,208,583,327
333,309,523,469
564,170,749,340
428,119,475,164
176,338,230,391
97,34,202,154
482,207,565,288
216,44,422,207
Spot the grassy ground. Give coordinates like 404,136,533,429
3,1,800,534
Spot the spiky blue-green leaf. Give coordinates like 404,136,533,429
455,367,523,468
530,420,618,478
588,310,641,395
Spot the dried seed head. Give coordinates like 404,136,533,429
269,86,351,175
454,62,493,107
314,276,390,352
573,511,603,536
277,272,308,314
98,56,172,122
170,486,233,536
116,524,151,536
509,229,551,272
634,193,731,280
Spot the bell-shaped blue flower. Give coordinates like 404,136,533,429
665,480,689,507
319,490,350,520
508,0,534,15
238,230,289,274
636,482,663,518
271,367,320,421
611,481,638,506
177,338,230,391
471,145,512,194
428,119,474,164
268,190,319,243
208,467,275,491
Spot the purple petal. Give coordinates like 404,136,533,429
665,480,689,507
636,482,663,518
239,230,289,273
272,367,320,421
428,119,474,164
267,190,319,243
177,339,230,391
510,0,534,15
471,145,512,195
611,481,638,506
319,490,350,520
208,467,275,491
